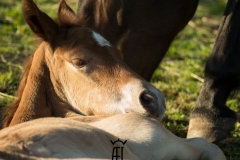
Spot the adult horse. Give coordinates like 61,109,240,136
77,0,199,81
0,0,226,159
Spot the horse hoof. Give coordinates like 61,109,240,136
187,117,236,143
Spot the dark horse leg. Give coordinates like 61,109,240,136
187,0,240,142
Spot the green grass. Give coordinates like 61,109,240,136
151,0,240,158
0,0,239,159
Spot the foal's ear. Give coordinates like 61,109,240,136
58,0,82,27
22,0,58,42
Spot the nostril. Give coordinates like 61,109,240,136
140,91,156,110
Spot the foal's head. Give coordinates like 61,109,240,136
4,0,166,127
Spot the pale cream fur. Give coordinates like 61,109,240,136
0,114,226,160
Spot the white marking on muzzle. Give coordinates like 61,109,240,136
104,82,146,115
92,31,111,47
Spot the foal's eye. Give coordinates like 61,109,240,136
71,59,88,68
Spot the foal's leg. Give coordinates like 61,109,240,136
187,0,240,142
90,113,225,160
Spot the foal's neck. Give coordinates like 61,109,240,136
8,43,52,126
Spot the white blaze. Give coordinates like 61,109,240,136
92,31,111,47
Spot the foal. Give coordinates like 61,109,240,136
3,0,165,127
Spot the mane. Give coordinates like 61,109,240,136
2,55,33,128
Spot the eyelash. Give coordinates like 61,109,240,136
71,58,89,68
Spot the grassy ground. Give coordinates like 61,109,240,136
0,0,239,159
